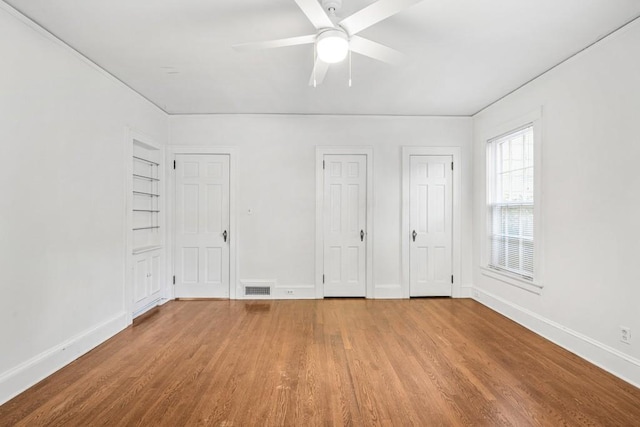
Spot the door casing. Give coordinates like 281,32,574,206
316,147,373,299
402,147,462,298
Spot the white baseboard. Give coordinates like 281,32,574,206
238,279,276,300
0,311,129,405
372,284,473,299
456,285,473,298
374,284,403,299
473,287,640,388
133,297,163,319
237,279,317,300
272,285,316,300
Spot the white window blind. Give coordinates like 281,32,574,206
487,125,534,280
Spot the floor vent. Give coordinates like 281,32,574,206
245,286,271,296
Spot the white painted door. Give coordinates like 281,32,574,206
410,155,453,296
323,155,367,297
174,154,230,298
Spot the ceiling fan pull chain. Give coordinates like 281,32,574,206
349,48,352,87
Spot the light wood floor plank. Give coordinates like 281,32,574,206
1,299,639,426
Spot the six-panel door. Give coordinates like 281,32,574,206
174,154,230,298
323,155,367,297
410,155,453,297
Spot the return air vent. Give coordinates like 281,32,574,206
245,286,271,296
241,280,275,299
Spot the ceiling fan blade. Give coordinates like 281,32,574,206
294,0,335,30
349,36,404,65
233,34,316,51
309,58,330,86
339,0,424,35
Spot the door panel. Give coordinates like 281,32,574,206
175,154,230,298
150,252,161,294
206,247,222,283
323,155,367,297
133,256,148,303
182,247,199,284
410,155,453,296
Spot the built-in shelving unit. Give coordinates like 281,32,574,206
132,144,162,250
129,136,164,318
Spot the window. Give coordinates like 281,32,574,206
487,125,534,280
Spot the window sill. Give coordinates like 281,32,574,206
480,266,543,295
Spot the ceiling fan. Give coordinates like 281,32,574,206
233,0,424,86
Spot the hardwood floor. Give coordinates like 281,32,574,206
1,299,639,426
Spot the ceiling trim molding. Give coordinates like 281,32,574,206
473,13,640,117
4,0,638,118
0,0,168,115
167,112,472,118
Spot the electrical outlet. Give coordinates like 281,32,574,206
620,326,631,345
286,290,294,295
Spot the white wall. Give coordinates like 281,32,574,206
2,0,636,407
472,20,640,385
170,114,473,298
0,4,167,403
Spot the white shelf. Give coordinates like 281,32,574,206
133,245,163,255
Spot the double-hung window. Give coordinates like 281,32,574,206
487,125,535,280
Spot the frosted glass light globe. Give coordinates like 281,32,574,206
316,30,349,64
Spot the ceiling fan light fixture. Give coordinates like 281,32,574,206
316,29,349,64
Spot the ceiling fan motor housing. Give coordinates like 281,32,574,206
316,28,349,63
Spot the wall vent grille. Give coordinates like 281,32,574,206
245,286,271,296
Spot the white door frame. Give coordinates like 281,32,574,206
166,146,237,299
315,147,374,299
402,147,462,298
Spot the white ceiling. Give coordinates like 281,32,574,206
6,0,640,115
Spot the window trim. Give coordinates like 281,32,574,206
480,109,544,294
487,124,534,280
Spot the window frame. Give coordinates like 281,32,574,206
480,110,544,294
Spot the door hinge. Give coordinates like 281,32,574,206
173,275,176,285
451,162,454,170
323,160,325,169
451,275,454,284
322,274,325,284
173,160,176,169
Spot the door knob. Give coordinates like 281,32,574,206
412,230,417,242
223,230,228,242
360,230,365,242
